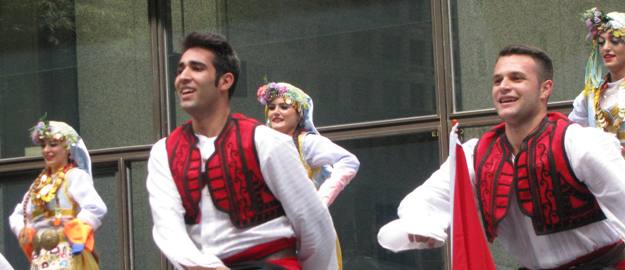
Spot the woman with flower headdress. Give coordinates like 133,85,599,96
257,82,358,269
570,7,625,154
9,120,107,270
257,82,359,207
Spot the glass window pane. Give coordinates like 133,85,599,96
167,0,435,127
130,161,163,269
1,171,39,269
0,0,154,159
332,132,443,269
451,1,622,111
92,165,123,270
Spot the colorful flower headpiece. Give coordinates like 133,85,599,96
583,7,625,40
256,82,311,112
582,7,625,39
30,121,79,149
582,7,625,89
256,82,319,134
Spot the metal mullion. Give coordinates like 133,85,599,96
432,0,452,164
319,115,439,133
448,100,574,129
432,0,455,269
90,147,151,164
0,157,42,174
323,118,441,142
117,158,132,270
149,0,170,140
149,0,174,267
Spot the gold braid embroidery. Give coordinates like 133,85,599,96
593,80,625,130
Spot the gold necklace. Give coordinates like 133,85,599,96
29,164,73,209
593,80,625,130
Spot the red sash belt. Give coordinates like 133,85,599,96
222,237,297,265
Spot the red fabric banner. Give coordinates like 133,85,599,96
452,142,496,270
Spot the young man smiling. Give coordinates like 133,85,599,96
147,32,338,270
378,45,625,269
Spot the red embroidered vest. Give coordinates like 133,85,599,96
166,114,285,228
474,112,605,241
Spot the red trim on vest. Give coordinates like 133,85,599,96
221,237,297,265
166,123,203,224
167,114,285,227
474,112,605,241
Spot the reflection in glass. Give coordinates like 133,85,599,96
332,132,443,269
0,171,39,269
92,165,123,270
130,161,162,269
450,0,622,111
167,0,435,128
0,0,154,158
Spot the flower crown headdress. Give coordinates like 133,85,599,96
256,82,311,112
256,82,318,134
29,119,92,176
30,120,79,149
583,7,625,40
582,7,625,89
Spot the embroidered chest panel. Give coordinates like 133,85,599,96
474,113,605,240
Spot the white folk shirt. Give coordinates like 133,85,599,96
301,134,360,206
147,125,338,270
569,78,625,127
378,124,625,269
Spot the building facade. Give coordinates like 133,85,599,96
0,0,620,269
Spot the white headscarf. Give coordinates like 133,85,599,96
30,121,92,176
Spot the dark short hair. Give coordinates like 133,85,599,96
182,32,240,98
497,44,553,82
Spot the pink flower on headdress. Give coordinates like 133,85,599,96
31,131,39,144
276,84,288,95
256,85,268,105
31,121,46,144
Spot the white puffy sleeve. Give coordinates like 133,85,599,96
66,168,107,229
377,139,478,252
302,134,360,206
565,125,625,237
568,92,590,127
9,191,30,237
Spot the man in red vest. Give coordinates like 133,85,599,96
378,45,625,269
146,32,338,270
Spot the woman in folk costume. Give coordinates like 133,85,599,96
256,82,360,207
570,7,625,153
9,120,107,270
